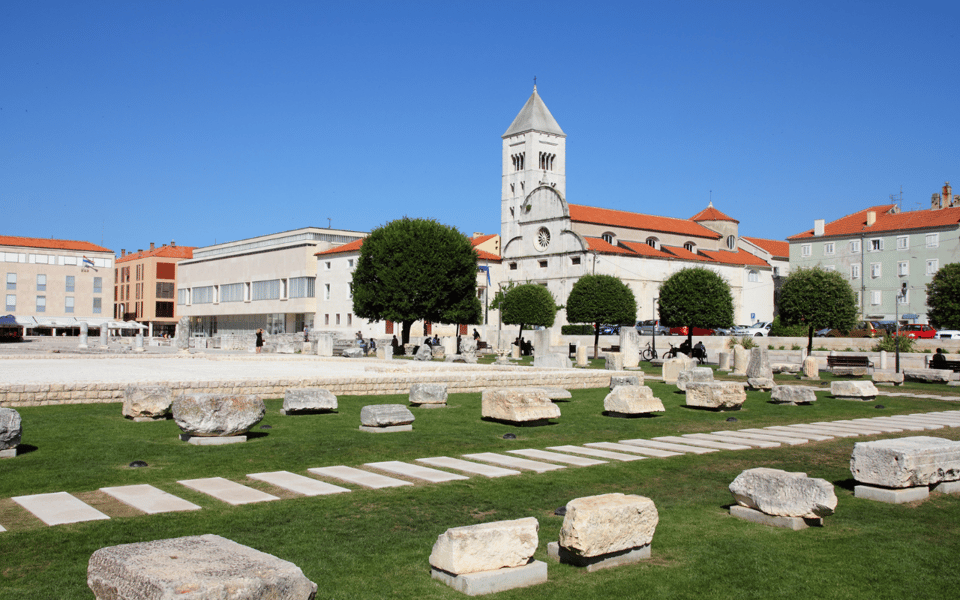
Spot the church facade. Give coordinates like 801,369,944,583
499,86,787,328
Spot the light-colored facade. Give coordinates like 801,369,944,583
1,235,114,334
176,227,364,335
114,242,195,337
499,87,784,327
788,184,960,324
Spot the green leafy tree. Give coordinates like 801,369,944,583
352,217,482,344
777,267,858,353
500,284,558,343
658,267,734,348
566,274,638,358
927,263,960,330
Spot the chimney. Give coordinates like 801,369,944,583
932,193,943,210
149,242,155,250
171,240,176,247
121,249,126,257
866,211,876,227
473,232,483,238
814,219,824,236
138,249,143,254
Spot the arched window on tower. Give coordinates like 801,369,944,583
684,242,695,252
726,235,736,250
646,237,659,250
602,232,616,245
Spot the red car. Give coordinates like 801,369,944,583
894,324,938,339
668,326,715,336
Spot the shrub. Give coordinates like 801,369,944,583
872,334,916,353
791,344,801,351
561,324,595,335
769,315,808,338
730,336,757,350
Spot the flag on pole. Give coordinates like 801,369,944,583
82,256,97,271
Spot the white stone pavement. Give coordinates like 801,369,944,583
3,410,960,530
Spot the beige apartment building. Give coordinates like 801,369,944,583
1,235,115,334
114,242,195,337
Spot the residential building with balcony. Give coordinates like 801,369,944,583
114,242,195,337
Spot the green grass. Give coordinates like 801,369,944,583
1,386,959,599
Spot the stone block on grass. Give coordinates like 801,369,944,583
746,347,774,379
173,394,265,437
87,533,317,600
770,385,817,405
850,436,960,488
533,353,572,369
282,388,337,414
430,517,539,575
481,388,560,423
685,382,746,410
903,369,953,383
557,493,658,558
661,357,688,384
872,371,904,385
830,380,878,400
802,356,819,379
410,383,448,407
603,386,664,416
414,345,433,361
360,404,415,430
746,377,775,391
729,467,837,519
122,385,173,421
0,407,22,452
609,375,642,389
603,352,624,371
342,347,365,358
677,367,714,391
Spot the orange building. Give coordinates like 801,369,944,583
114,242,195,337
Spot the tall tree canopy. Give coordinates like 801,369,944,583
566,274,638,358
778,266,858,352
927,263,960,330
352,217,481,343
500,284,557,340
658,267,734,347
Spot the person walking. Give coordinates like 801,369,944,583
255,328,264,354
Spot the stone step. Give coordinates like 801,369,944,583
546,445,646,461
778,424,858,438
745,427,832,442
684,433,780,449
852,418,934,431
507,449,607,466
365,461,470,483
713,431,808,446
618,438,719,454
830,419,903,433
584,441,681,458
247,471,351,496
461,452,566,473
653,435,751,451
308,466,413,489
879,417,945,429
178,477,280,506
100,484,201,514
810,422,885,435
12,491,111,526
416,457,521,478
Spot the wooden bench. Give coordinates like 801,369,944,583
826,355,873,369
477,341,488,350
932,360,960,373
600,345,621,353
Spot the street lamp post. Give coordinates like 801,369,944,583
652,297,659,359
895,281,906,373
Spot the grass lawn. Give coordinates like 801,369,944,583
1,382,959,599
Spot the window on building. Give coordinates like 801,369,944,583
324,314,329,325
872,290,881,305
726,235,736,250
801,244,811,257
870,238,883,251
219,282,244,302
288,277,315,299
824,265,836,272
251,280,281,301
336,314,341,325
646,237,659,249
156,282,175,299
747,270,759,282
898,261,909,276
36,296,45,312
324,283,331,300
177,289,187,305
871,263,881,278
851,264,860,279
571,257,580,265
927,259,939,275
93,297,102,314
155,302,174,318
684,242,695,252
65,296,74,313
602,232,615,244
93,277,102,294
824,242,835,255
65,275,75,293
36,274,46,291
897,236,909,250
348,283,353,299
850,240,861,253
5,295,14,312
156,262,176,279
192,286,215,304
898,289,909,304
509,262,517,270
6,273,15,291
347,314,352,325
325,261,331,270
773,266,780,277
348,259,354,268
854,290,861,306
926,233,939,248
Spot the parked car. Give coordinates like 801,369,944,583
936,330,960,339
598,324,620,335
846,321,881,338
894,324,938,339
743,322,772,337
815,327,832,337
635,319,669,335
668,325,715,336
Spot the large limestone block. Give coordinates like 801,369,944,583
677,367,714,391
360,404,415,427
746,347,774,379
718,351,732,371
414,344,433,361
872,371,904,385
729,468,837,519
559,493,658,557
903,369,953,383
802,356,819,379
604,386,664,415
732,345,749,375
316,332,334,357
770,385,817,405
429,517,539,575
747,377,775,391
283,388,337,413
534,353,572,369
87,534,317,600
460,338,478,363
850,436,960,488
609,375,642,390
685,382,746,410
830,380,878,399
661,357,687,384
619,328,641,368
122,385,173,420
410,383,448,406
173,394,265,437
482,388,561,422
174,316,190,351
575,345,588,367
604,352,624,371
342,347,364,358
0,407,22,450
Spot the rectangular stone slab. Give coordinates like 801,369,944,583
743,427,832,442
854,484,930,504
854,418,934,431
684,433,780,448
417,457,521,478
713,431,807,446
308,466,413,488
730,505,819,530
584,441,681,457
507,449,607,466
829,419,903,432
247,471,351,496
365,461,469,483
811,421,886,434
873,417,944,430
904,413,960,424
177,477,279,505
12,491,110,526
100,484,202,514
547,541,651,572
779,424,858,438
462,452,566,473
619,438,719,455
546,445,646,462
850,436,960,487
431,561,548,596
656,435,751,450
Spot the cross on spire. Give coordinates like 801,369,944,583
533,76,537,91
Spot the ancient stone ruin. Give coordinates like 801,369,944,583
603,386,665,417
172,394,265,445
729,467,837,529
122,385,173,421
409,383,448,408
359,404,415,432
481,388,560,425
282,388,338,415
0,407,22,458
851,436,960,503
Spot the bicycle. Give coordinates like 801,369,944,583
640,341,658,361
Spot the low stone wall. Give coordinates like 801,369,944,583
0,369,610,408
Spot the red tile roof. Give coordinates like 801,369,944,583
471,234,497,246
742,237,789,259
315,238,364,256
569,204,721,240
787,204,960,240
698,248,771,267
585,237,638,255
660,245,711,262
0,235,112,253
690,205,739,223
116,245,195,263
475,249,501,262
617,240,676,259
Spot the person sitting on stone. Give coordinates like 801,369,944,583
368,338,377,355
432,334,440,346
932,348,947,368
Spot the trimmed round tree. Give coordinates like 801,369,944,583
566,274,638,358
927,263,960,330
351,217,482,344
658,267,734,349
778,266,858,352
500,284,558,347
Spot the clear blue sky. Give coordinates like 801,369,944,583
3,1,958,255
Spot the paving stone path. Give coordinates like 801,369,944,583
4,409,960,530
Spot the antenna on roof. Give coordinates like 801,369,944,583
327,218,331,228
889,186,903,212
